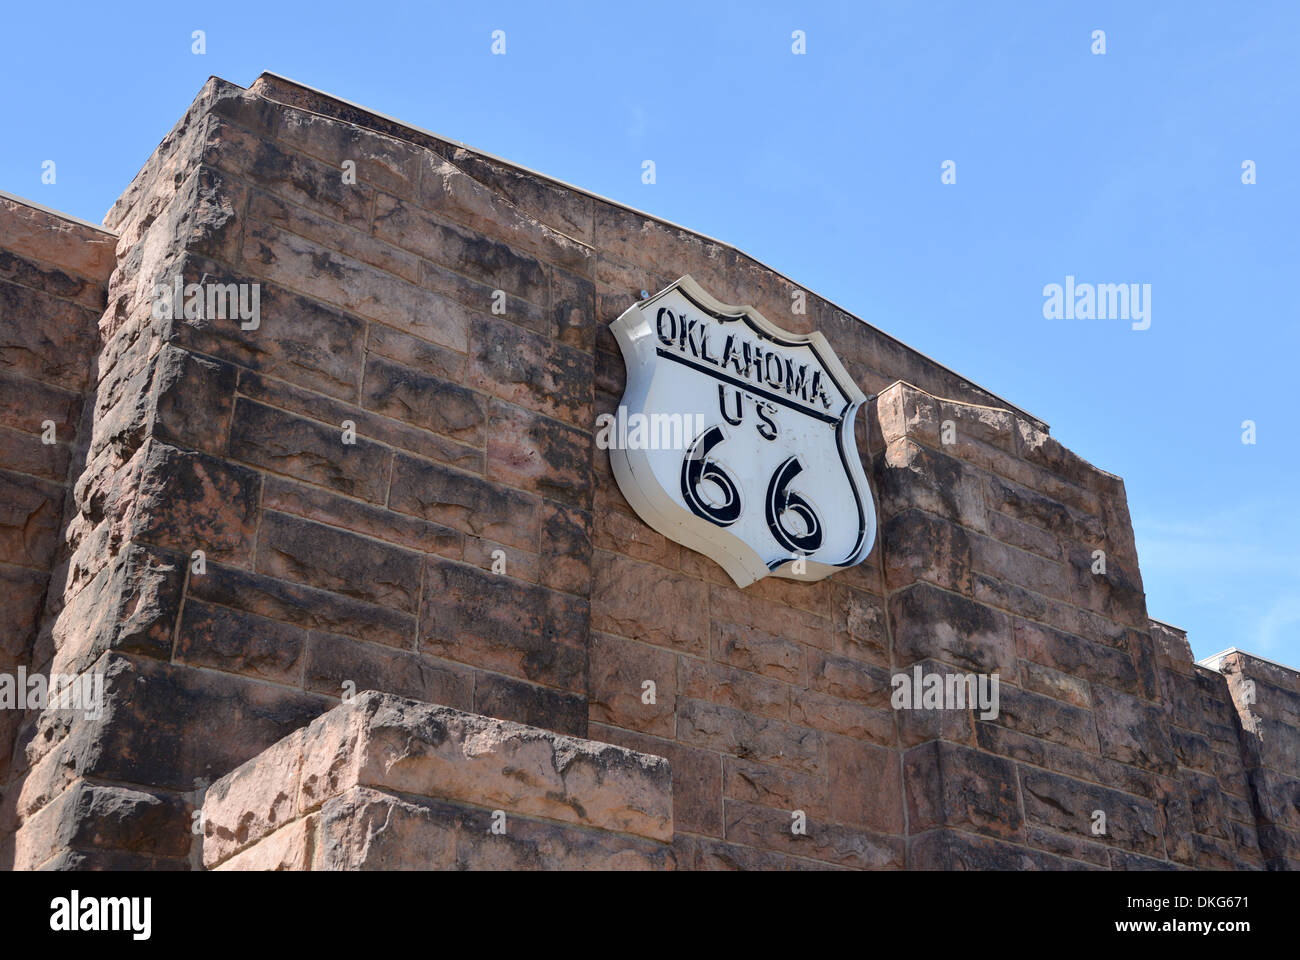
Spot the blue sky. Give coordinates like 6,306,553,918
3,1,1296,666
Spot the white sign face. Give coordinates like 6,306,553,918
606,276,876,587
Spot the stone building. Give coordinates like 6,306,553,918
0,73,1296,870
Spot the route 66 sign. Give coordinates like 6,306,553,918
605,276,876,587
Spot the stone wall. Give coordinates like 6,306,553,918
201,691,673,870
1215,651,1300,869
0,195,115,794
0,73,1296,870
874,382,1264,868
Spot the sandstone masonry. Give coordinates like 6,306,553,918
0,73,1296,870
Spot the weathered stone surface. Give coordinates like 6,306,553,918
262,475,461,560
986,683,1100,755
1019,660,1091,709
178,279,366,401
448,146,595,245
204,692,673,869
881,509,973,595
829,584,889,668
711,581,832,645
248,187,418,283
214,815,317,871
1027,826,1111,867
591,723,722,838
712,620,804,685
723,798,904,869
971,533,1069,601
1150,620,1193,662
988,510,1061,561
133,441,261,562
11,780,190,870
175,598,307,684
672,833,844,870
3,74,1295,875
593,489,676,563
204,117,372,229
417,155,595,277
486,399,592,510
0,369,83,443
724,756,827,820
231,359,484,482
0,562,46,662
0,195,116,284
905,742,1022,840
203,729,305,866
273,104,422,198
228,397,390,504
876,438,987,532
0,468,64,569
245,219,470,351
897,714,976,757
0,201,117,805
985,474,1103,545
0,423,71,483
830,738,904,833
151,345,238,455
681,659,788,721
792,688,896,745
890,582,1015,675
592,551,709,656
314,787,674,871
85,653,331,793
187,559,416,650
469,316,592,426
1092,683,1178,775
0,280,101,392
1065,542,1148,628
909,829,1088,870
257,510,421,613
421,558,587,692
473,671,587,737
1015,618,1140,697
460,534,539,583
550,266,596,351
538,499,591,597
367,321,465,383
1019,767,1165,859
304,632,474,711
676,699,823,775
373,194,550,311
390,455,538,549
360,353,485,444
588,633,676,737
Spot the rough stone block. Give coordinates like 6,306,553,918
204,692,673,869
228,397,390,504
905,741,1022,840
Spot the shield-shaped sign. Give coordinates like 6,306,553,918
605,276,876,587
